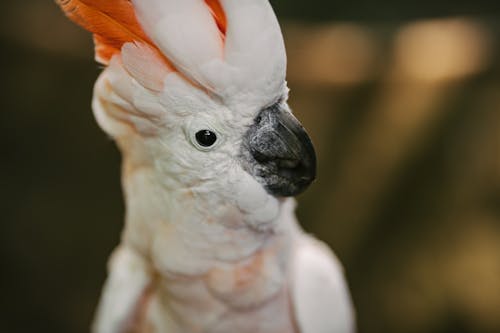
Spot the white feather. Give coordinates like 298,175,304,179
92,246,152,333
121,42,171,92
93,71,134,138
217,0,286,104
132,0,223,89
291,237,356,333
106,57,135,104
130,0,286,110
97,59,168,136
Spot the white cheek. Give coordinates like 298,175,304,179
234,171,269,212
246,197,280,231
231,169,280,231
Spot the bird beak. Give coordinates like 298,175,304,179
240,105,317,197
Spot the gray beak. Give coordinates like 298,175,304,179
240,105,317,197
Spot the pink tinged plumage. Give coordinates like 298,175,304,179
121,42,172,92
131,0,225,90
56,1,356,332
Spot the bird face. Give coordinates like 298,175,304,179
113,67,316,198
173,93,316,199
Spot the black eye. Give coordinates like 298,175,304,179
195,130,217,147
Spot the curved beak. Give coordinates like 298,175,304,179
240,105,317,197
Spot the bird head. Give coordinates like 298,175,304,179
58,0,316,198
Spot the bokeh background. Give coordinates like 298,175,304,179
1,1,499,332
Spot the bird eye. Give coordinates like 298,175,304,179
195,130,218,148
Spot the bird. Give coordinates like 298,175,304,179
56,1,355,332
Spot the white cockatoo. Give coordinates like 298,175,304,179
57,1,355,332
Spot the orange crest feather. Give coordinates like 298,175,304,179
58,0,227,68
204,0,227,36
57,0,160,64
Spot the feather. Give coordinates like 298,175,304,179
122,42,171,92
201,0,286,105
291,237,356,333
56,0,170,66
131,0,224,90
205,0,227,36
93,35,120,64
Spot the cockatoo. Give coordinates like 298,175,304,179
57,1,355,332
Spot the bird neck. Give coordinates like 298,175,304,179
117,141,299,275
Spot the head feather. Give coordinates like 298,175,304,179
56,0,171,66
205,0,227,36
59,0,285,109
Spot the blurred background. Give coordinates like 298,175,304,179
1,1,499,332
